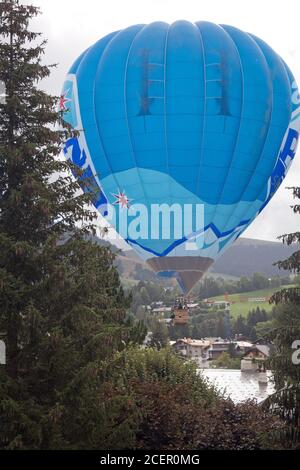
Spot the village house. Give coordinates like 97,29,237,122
172,337,267,369
172,338,210,368
234,340,253,356
208,338,232,360
173,337,235,363
241,344,270,372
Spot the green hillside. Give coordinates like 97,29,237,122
208,285,293,318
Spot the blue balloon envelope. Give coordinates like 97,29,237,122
62,21,300,293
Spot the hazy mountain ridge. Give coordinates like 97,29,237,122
92,236,295,279
211,237,295,277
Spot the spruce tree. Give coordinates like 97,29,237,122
0,0,94,377
0,0,145,449
263,186,300,448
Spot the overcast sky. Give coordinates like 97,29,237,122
25,0,300,243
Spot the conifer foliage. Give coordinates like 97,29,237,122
0,0,145,449
264,186,300,448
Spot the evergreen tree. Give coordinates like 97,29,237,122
252,272,269,290
216,316,226,339
263,186,300,448
0,0,94,378
149,318,169,350
233,315,249,337
0,0,145,449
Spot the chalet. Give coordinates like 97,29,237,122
235,340,253,355
241,344,270,372
172,338,188,355
173,338,210,367
209,338,232,360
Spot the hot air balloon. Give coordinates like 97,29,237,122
61,21,300,294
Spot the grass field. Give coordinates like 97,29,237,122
208,285,293,318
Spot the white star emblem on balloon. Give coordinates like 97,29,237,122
112,191,132,209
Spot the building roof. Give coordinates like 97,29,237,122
244,345,270,358
236,341,253,348
201,369,274,403
211,339,231,346
187,339,210,348
152,307,172,313
256,345,270,356
174,338,210,349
